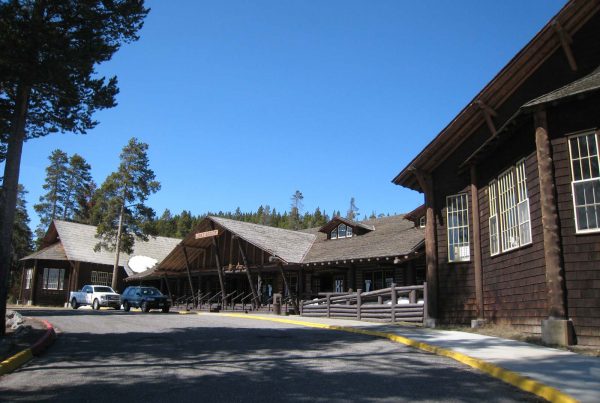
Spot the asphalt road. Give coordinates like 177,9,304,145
0,308,541,402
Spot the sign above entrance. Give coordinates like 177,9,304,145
195,229,219,239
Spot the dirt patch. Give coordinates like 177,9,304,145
1,315,47,362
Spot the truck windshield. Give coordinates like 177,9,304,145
94,287,115,293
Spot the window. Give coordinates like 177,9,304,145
446,193,470,262
91,271,111,286
42,268,65,290
363,270,393,291
489,159,532,254
24,268,33,290
419,216,426,228
569,131,600,233
489,181,500,256
330,223,353,239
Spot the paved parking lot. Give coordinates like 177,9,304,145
0,308,541,402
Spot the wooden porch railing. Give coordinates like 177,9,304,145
300,283,427,323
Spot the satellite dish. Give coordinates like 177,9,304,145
127,255,158,274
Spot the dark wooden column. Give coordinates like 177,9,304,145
413,168,438,325
470,165,485,322
31,259,39,305
237,239,260,308
182,245,196,307
349,264,356,291
534,109,567,320
210,224,227,307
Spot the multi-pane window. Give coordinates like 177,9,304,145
24,268,33,290
569,132,600,232
489,181,500,256
490,159,532,254
330,223,353,239
42,268,65,290
446,193,470,262
91,271,111,286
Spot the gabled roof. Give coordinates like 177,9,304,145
22,220,181,276
318,216,375,234
392,0,600,191
302,215,424,264
209,217,316,264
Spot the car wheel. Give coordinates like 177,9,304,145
141,301,150,313
71,298,79,309
162,306,170,313
123,301,130,312
93,299,100,310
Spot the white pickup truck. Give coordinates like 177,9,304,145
70,285,121,310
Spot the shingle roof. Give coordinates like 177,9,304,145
210,217,316,264
302,215,424,264
22,220,181,276
524,65,600,108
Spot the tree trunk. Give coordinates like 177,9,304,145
0,83,31,337
111,203,125,290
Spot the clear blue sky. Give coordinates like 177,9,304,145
16,0,566,231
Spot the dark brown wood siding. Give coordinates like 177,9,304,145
548,98,600,346
477,135,547,334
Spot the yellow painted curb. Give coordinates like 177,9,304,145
218,313,578,403
0,348,33,376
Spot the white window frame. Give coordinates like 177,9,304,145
419,216,426,228
42,268,65,290
568,131,600,233
489,181,500,256
330,223,353,239
490,159,532,255
91,271,112,287
24,268,33,290
446,193,470,263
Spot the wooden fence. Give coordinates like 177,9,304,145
300,283,426,323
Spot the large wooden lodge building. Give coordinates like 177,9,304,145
393,0,600,346
129,215,425,306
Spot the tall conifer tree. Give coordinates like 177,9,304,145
0,0,149,336
63,154,93,221
33,149,68,237
93,138,160,289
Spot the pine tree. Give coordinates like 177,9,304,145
93,138,160,289
33,149,68,238
0,0,149,335
8,185,33,302
176,210,193,238
347,197,359,221
62,154,93,221
74,180,98,225
156,209,177,237
289,190,304,230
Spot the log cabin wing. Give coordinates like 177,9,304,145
392,0,600,346
19,220,181,306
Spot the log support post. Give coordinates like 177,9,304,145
470,165,486,328
236,238,260,309
356,289,362,321
182,245,197,308
552,20,578,72
326,293,331,318
535,108,573,346
391,283,397,322
30,259,39,306
163,275,173,300
211,222,227,309
413,168,438,327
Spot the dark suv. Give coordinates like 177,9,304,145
121,286,171,313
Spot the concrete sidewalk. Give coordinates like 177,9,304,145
225,314,599,403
